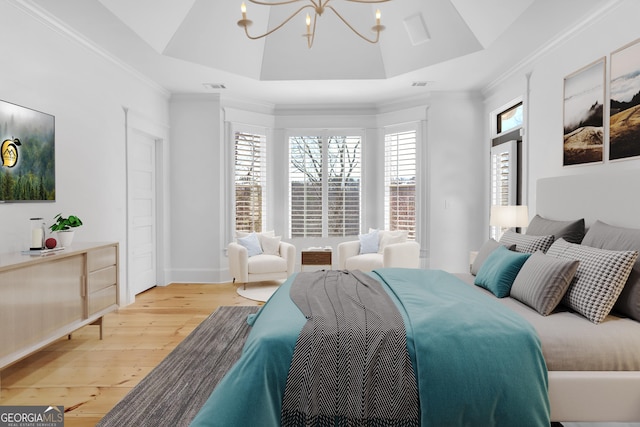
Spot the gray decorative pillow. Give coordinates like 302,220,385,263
471,239,515,276
526,215,585,244
581,220,640,321
511,251,579,316
499,230,555,254
546,238,638,324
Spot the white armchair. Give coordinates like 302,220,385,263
228,240,296,287
337,232,420,272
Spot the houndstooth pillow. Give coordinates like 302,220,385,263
546,238,638,324
499,230,555,254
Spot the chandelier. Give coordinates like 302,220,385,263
237,0,390,49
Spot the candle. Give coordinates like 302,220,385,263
241,2,247,20
31,227,44,249
376,9,381,25
306,13,311,35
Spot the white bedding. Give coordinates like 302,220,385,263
454,273,640,371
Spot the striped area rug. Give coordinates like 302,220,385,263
97,305,259,427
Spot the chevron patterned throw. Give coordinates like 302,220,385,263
282,270,419,426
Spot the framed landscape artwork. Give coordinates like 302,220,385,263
610,38,640,161
562,58,605,166
0,100,55,201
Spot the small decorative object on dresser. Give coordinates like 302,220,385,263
48,213,83,248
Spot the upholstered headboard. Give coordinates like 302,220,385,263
536,169,640,229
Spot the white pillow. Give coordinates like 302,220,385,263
237,232,263,257
359,230,379,254
261,235,281,256
378,230,408,254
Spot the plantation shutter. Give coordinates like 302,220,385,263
289,133,362,238
490,140,517,239
290,136,323,237
234,131,266,233
384,130,417,239
327,136,361,237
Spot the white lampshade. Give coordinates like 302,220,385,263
490,205,529,228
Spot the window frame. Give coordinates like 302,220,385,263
232,125,268,234
489,98,524,239
496,102,523,135
383,125,418,240
287,129,363,238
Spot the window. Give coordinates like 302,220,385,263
384,130,416,239
289,134,361,237
234,131,266,233
491,99,524,239
490,140,518,240
497,102,523,134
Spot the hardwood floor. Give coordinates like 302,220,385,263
0,282,260,427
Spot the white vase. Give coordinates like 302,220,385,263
57,230,75,248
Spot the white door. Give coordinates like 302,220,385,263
129,131,157,295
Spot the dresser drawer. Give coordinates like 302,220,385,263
88,284,117,315
88,265,117,293
87,246,117,272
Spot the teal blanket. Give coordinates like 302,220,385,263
190,269,549,426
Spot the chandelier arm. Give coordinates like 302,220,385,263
243,4,316,40
326,5,380,44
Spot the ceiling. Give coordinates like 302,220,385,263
29,0,610,106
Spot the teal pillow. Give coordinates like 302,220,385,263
474,246,531,298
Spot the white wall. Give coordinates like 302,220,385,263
168,94,223,283
0,1,488,290
0,2,170,303
484,0,640,218
426,92,485,272
166,94,485,282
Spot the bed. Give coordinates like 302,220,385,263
533,170,640,423
191,170,640,425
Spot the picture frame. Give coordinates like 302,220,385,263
0,99,55,201
562,57,605,166
610,37,640,161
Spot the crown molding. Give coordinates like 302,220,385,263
482,0,624,97
8,0,170,99
274,103,380,117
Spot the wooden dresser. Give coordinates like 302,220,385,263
0,242,119,369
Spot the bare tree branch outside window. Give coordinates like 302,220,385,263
290,135,361,238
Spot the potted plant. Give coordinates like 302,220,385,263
49,213,83,248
